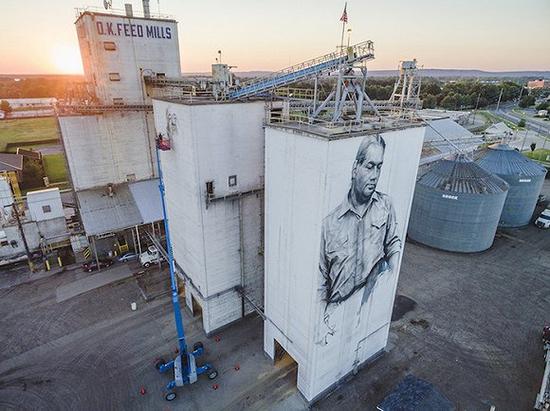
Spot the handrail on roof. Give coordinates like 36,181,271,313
75,6,173,20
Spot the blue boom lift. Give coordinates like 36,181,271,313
154,139,218,402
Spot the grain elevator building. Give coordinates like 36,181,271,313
58,4,181,258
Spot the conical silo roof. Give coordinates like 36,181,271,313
476,143,547,177
418,154,509,194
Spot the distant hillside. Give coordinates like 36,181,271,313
2,69,547,81
184,69,550,80
368,69,550,79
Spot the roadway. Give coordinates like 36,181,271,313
493,104,550,135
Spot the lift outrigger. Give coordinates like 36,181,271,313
154,138,218,401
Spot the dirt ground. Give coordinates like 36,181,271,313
0,180,549,410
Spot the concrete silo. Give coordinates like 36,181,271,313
408,154,509,253
476,143,547,227
264,122,425,402
152,98,266,334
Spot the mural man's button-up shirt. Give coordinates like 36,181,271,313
319,190,401,306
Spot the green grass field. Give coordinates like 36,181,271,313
0,117,59,152
525,148,550,166
43,153,68,183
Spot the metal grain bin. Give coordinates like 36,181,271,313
409,154,509,253
476,143,547,227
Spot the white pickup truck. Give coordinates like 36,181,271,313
535,208,550,229
139,245,165,268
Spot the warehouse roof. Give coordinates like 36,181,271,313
0,153,23,172
128,179,163,223
77,179,162,236
424,118,474,143
485,122,513,135
420,118,483,166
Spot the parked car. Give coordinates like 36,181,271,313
82,258,114,272
118,252,138,263
535,208,550,229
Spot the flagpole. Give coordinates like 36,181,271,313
340,21,346,53
339,2,347,53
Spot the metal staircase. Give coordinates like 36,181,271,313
228,41,374,100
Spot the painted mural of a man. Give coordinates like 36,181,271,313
318,134,401,344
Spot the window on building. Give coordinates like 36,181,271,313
109,73,121,81
206,181,214,195
228,175,237,187
42,205,52,213
113,98,124,105
103,41,117,51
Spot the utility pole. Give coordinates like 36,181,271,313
496,88,504,112
517,84,524,104
520,128,528,151
472,92,481,124
11,202,34,272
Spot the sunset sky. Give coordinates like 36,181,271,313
1,0,549,74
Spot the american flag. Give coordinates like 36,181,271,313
340,3,348,23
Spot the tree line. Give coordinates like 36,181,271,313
0,76,82,99
366,78,524,110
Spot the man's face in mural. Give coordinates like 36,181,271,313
351,143,384,204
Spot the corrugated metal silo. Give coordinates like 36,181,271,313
476,143,547,227
409,154,509,253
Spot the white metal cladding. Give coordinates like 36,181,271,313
153,99,265,334
58,111,157,191
263,125,425,401
76,12,180,105
26,188,64,221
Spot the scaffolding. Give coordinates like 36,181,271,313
388,59,423,113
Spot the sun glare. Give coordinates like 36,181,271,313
52,45,83,74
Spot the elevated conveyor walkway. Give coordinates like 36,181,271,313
228,41,374,100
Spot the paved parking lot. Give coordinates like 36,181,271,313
0,180,549,410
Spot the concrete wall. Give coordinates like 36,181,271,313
76,13,180,105
153,99,265,334
59,111,157,191
263,125,425,401
0,222,40,259
36,217,69,243
27,188,64,221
